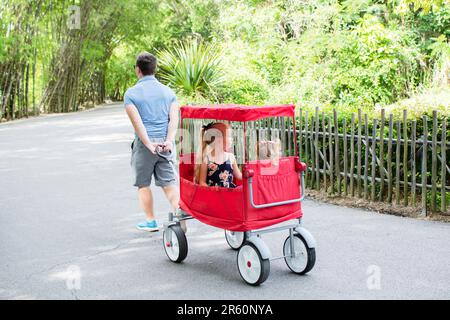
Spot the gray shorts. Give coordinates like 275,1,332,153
130,137,177,188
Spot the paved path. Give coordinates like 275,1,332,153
0,103,449,300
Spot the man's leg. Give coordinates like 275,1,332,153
162,184,179,211
138,186,155,221
162,184,186,232
131,138,159,231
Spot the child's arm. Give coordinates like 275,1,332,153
231,154,243,180
199,163,209,186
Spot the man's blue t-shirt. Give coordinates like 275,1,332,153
124,75,177,139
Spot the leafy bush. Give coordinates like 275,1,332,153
218,78,269,105
382,86,450,118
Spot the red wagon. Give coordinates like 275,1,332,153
162,104,316,285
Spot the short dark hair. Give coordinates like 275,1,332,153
136,52,157,76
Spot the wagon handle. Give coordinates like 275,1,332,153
247,171,306,209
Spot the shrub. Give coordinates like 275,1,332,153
156,39,224,98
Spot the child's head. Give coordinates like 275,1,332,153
194,122,231,183
200,122,231,154
257,139,281,165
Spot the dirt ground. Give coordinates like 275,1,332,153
306,189,450,223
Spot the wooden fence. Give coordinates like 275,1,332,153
281,108,449,215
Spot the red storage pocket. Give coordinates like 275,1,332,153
244,157,301,223
180,178,245,230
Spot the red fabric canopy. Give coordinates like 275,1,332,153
180,104,295,122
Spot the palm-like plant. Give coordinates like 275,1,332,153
156,40,224,97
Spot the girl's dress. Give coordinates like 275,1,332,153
206,153,236,188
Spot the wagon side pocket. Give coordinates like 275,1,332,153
252,173,300,221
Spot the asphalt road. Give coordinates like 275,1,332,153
0,103,449,300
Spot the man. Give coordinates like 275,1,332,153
124,52,179,232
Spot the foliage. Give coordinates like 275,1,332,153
156,40,224,98
1,0,449,121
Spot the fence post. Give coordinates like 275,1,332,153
357,109,362,198
364,114,369,200
421,115,428,216
396,120,401,205
343,117,348,195
379,109,385,201
299,108,303,160
328,116,334,195
411,120,417,207
403,110,409,206
315,107,320,190
310,111,316,188
431,110,438,213
371,119,377,201
387,114,393,203
334,109,340,196
322,112,327,191
350,113,355,197
441,118,447,213
304,110,309,186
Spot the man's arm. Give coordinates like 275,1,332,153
163,102,179,151
125,104,157,153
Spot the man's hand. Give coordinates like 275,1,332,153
162,140,173,153
125,104,158,154
144,142,159,154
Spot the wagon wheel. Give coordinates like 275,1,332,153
283,233,315,275
163,224,188,263
237,242,270,286
225,230,247,250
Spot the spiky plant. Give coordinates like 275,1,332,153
156,40,224,97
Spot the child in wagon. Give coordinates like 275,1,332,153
194,122,242,188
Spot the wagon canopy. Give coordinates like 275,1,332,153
180,104,295,122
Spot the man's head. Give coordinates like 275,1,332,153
135,52,157,78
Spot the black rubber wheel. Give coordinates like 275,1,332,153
283,233,315,275
237,242,270,286
224,230,247,250
163,224,188,263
